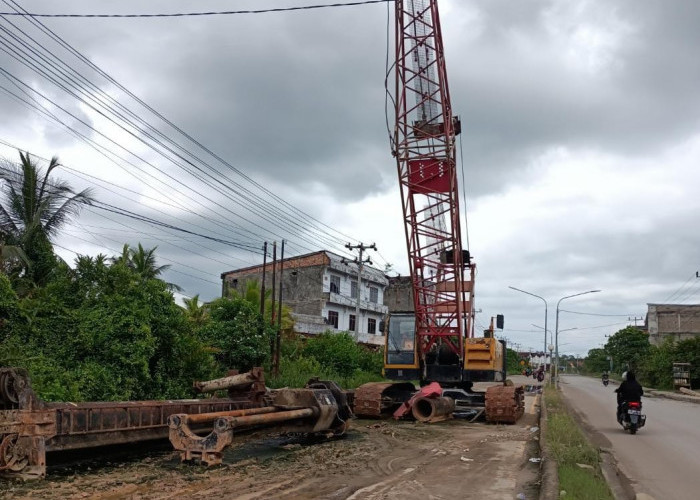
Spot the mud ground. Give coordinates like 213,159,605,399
2,393,541,500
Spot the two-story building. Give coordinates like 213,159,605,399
646,303,700,346
221,250,389,346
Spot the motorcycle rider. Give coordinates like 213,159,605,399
601,371,609,384
615,370,643,421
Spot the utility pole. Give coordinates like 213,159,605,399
270,242,277,359
343,242,377,337
260,242,268,317
274,240,285,377
270,241,277,325
628,316,643,326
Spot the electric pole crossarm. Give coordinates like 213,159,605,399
344,242,378,337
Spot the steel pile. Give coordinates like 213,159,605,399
0,367,266,479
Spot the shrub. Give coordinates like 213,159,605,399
198,297,272,372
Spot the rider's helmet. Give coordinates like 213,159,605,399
621,371,628,382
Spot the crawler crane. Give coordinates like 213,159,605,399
355,0,524,423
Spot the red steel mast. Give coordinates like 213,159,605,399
393,0,475,371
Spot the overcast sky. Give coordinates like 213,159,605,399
1,0,699,358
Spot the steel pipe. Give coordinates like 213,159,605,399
193,367,263,393
183,406,277,425
215,408,316,432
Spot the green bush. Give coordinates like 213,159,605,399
267,331,384,390
303,331,363,377
198,296,272,372
268,355,323,389
638,341,674,389
1,249,221,402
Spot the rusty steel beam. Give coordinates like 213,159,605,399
0,367,267,480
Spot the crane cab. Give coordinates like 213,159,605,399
384,312,505,386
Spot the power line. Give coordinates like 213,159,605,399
0,1,391,19
0,69,342,257
0,4,362,257
90,201,263,253
558,309,644,317
1,153,264,279
662,273,697,303
0,140,263,247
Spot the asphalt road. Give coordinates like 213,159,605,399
560,374,700,500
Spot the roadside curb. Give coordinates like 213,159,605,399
538,385,559,500
646,390,700,404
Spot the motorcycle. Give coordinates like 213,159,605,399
617,400,646,434
602,378,609,387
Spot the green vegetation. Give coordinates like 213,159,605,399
505,347,522,375
268,332,384,389
0,150,383,402
583,325,700,389
0,249,383,401
545,388,614,500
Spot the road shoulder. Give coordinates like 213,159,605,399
558,380,636,500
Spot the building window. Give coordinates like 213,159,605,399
368,318,377,334
330,275,340,294
349,314,356,332
231,279,238,289
369,286,378,303
351,281,358,299
327,311,339,329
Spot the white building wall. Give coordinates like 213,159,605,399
322,267,388,337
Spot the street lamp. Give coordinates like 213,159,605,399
555,290,601,385
509,286,548,359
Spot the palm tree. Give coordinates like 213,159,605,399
0,151,93,285
230,279,295,331
183,294,208,327
110,243,133,268
128,243,182,292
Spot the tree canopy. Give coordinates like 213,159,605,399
0,152,94,288
604,326,650,372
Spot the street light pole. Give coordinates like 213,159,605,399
509,286,548,361
555,290,601,385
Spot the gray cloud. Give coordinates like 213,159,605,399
2,1,700,354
